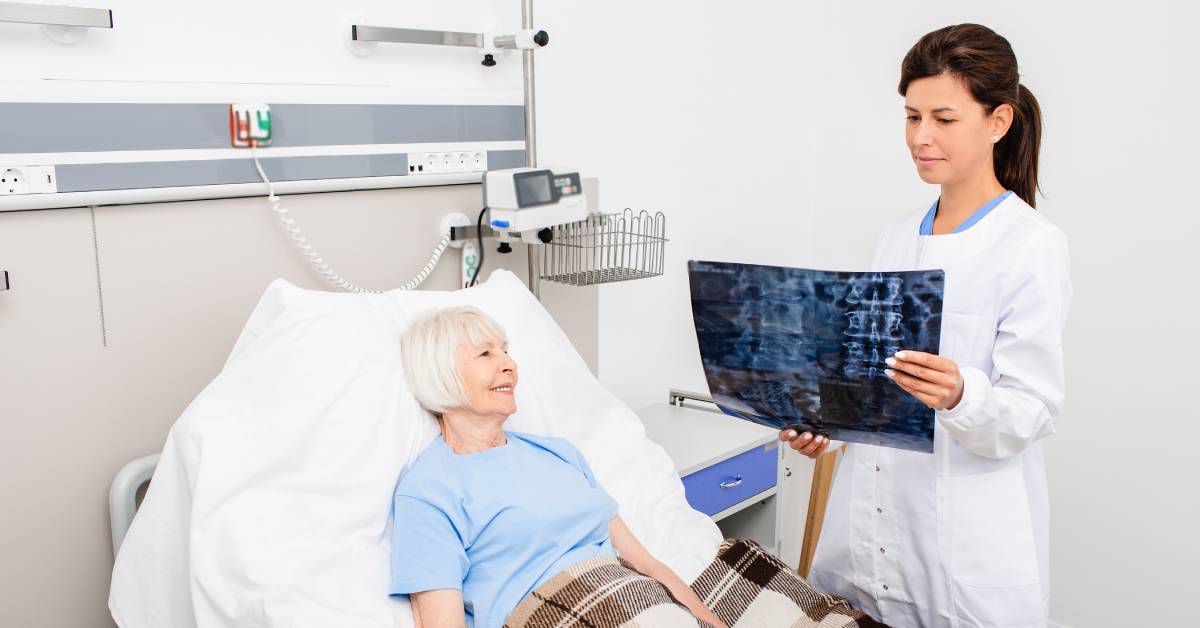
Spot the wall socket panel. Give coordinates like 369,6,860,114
407,151,488,175
0,165,58,195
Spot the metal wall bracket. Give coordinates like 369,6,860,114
669,388,715,407
0,2,112,28
0,270,9,291
350,25,482,48
348,20,547,68
349,24,548,50
451,224,502,242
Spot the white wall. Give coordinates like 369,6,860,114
0,0,523,98
538,1,1200,626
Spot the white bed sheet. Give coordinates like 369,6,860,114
109,270,722,628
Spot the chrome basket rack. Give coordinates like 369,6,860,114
537,209,667,286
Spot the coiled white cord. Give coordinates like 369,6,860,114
250,145,451,293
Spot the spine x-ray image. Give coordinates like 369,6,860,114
688,260,945,453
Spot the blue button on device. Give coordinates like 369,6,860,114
491,220,511,228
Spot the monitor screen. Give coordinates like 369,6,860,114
516,173,553,206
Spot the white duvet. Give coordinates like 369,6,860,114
108,270,722,628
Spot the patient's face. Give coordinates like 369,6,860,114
456,336,519,419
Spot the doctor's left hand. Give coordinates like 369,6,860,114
884,350,965,411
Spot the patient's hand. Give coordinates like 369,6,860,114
779,429,830,459
609,517,729,628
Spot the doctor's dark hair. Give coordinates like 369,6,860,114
899,24,1043,208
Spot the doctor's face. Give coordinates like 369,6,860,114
904,73,1008,186
456,335,519,419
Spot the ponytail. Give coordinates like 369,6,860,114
995,84,1042,208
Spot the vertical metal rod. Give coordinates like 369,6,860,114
522,0,542,299
592,216,600,279
658,213,667,275
528,250,540,299
522,0,537,169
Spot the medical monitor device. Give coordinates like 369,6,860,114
484,168,587,236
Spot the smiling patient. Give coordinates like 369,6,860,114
389,306,727,628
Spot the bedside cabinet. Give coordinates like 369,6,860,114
637,392,783,554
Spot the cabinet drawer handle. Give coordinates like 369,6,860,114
719,476,743,489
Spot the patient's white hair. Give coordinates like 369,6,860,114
400,305,509,415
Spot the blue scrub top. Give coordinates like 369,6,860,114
919,190,1012,235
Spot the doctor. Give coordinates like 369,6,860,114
780,24,1071,627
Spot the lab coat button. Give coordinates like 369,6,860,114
882,584,889,591
876,507,883,514
875,465,880,472
879,547,886,554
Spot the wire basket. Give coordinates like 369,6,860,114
537,209,668,286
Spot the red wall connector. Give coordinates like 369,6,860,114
230,104,272,148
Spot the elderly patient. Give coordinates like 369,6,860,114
389,306,727,628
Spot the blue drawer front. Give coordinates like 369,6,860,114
681,444,777,516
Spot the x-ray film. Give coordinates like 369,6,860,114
688,260,945,453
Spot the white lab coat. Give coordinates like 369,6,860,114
808,194,1072,628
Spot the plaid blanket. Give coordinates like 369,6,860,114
504,539,887,628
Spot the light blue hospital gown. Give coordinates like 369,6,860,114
389,431,619,628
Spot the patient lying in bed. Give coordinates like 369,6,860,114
392,306,883,628
392,306,727,628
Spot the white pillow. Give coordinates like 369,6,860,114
110,270,721,628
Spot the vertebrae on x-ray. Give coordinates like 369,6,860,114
843,274,904,379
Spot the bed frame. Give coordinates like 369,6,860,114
108,453,160,556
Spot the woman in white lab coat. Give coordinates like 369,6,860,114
780,24,1071,627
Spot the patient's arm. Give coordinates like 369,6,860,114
609,517,729,628
410,589,467,628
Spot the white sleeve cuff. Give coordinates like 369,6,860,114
937,366,989,429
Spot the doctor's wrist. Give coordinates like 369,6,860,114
942,376,965,411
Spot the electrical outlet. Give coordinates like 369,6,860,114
429,153,446,173
1,167,27,195
0,165,57,195
407,151,488,175
408,152,439,174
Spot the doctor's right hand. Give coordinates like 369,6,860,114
779,429,830,459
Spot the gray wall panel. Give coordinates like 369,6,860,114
272,104,525,146
486,149,526,170
0,103,230,153
56,154,410,192
0,103,525,153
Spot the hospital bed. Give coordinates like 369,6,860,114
106,270,724,628
106,270,835,627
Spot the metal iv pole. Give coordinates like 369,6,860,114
521,0,542,300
